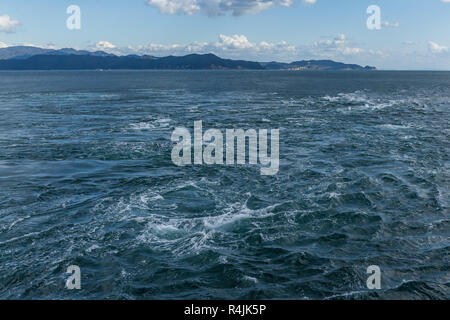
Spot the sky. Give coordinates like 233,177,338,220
0,0,449,69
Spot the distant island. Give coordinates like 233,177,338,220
261,60,376,71
0,46,376,71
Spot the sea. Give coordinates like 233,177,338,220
0,70,448,299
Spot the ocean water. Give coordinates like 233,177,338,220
0,71,448,300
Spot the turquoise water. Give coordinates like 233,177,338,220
0,71,448,299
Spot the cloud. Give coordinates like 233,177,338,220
0,41,9,48
91,40,116,52
19,42,56,49
311,34,366,57
428,41,448,53
146,0,315,16
216,34,255,50
0,14,20,33
146,0,200,15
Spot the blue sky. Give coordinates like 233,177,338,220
0,0,449,69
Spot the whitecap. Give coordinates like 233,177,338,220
243,275,258,284
129,122,155,130
379,124,411,130
86,244,100,253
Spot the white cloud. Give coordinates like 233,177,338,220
428,41,448,53
312,34,366,57
0,41,9,48
342,47,363,55
0,14,20,33
146,0,316,16
92,40,116,52
19,42,56,49
146,0,200,15
216,34,254,50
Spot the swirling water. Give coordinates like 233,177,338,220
0,71,448,299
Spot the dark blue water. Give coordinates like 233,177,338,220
0,71,449,299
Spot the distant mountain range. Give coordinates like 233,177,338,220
0,46,376,71
261,60,377,71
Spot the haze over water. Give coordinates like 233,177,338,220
0,71,449,299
